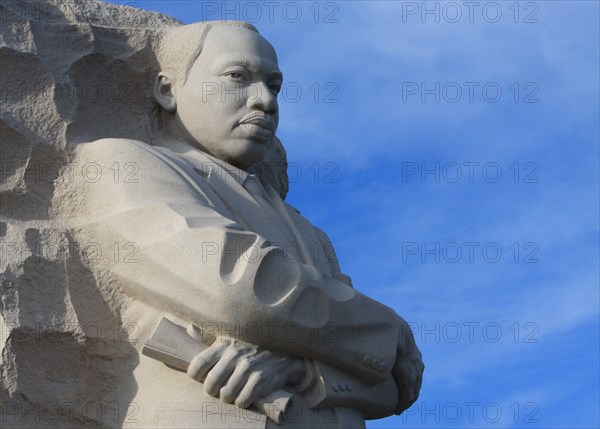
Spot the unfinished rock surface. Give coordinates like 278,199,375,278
1,2,187,427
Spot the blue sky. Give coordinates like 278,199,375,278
105,1,599,427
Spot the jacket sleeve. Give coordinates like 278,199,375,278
312,225,353,287
66,138,399,385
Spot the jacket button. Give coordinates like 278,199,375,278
363,356,372,366
371,358,379,369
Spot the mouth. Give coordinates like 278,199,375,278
239,112,275,133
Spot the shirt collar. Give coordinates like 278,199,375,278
206,152,250,185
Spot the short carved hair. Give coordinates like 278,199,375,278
156,21,258,86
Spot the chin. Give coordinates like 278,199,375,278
223,141,266,169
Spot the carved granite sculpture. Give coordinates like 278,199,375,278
0,1,423,428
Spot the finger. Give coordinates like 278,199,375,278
219,358,252,404
203,348,240,397
235,371,265,409
393,362,416,414
187,340,229,382
412,360,424,402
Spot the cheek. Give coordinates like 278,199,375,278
179,90,206,117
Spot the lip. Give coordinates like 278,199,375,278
239,112,275,132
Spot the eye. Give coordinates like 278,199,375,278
227,72,247,81
269,82,282,95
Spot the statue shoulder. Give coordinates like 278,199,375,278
74,138,159,164
72,139,185,178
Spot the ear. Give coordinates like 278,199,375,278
154,72,177,112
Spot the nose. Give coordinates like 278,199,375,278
247,82,278,115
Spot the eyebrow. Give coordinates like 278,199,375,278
216,59,283,81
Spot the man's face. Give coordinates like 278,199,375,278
174,26,282,169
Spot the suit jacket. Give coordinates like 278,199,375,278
66,138,400,427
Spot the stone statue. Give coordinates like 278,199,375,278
1,2,422,428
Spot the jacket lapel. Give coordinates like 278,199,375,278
179,150,294,245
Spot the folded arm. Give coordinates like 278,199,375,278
66,138,409,388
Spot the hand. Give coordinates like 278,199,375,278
187,337,305,408
392,319,424,415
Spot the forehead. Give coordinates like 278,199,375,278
200,26,280,71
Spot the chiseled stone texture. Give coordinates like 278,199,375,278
1,2,289,426
0,2,279,427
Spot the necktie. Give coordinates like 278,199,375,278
243,174,297,244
